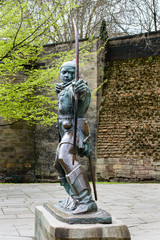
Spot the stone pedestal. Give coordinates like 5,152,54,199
43,202,112,224
35,205,131,240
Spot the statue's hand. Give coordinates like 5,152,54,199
55,83,63,93
73,79,87,93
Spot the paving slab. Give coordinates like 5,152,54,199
0,183,160,240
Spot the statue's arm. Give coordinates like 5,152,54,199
70,79,91,102
55,83,63,93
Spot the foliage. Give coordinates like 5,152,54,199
46,0,160,40
0,0,99,126
108,0,160,36
3,0,157,126
91,79,108,98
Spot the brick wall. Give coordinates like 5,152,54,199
97,54,160,181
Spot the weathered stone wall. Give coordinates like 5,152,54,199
0,71,35,182
0,121,35,182
97,32,160,182
107,31,160,60
0,122,35,183
0,72,35,183
1,32,160,183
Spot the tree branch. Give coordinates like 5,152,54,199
0,9,54,62
0,119,22,127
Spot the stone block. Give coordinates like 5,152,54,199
155,166,160,171
97,158,105,165
35,205,131,240
156,174,160,181
113,164,122,170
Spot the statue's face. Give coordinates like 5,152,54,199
60,66,75,85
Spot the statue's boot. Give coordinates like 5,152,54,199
58,176,78,210
66,165,97,215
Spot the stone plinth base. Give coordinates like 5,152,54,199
35,205,131,240
43,202,112,224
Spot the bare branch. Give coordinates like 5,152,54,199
0,119,22,127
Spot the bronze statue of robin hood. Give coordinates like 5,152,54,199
54,60,97,215
54,20,97,215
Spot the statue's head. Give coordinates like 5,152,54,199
60,60,75,85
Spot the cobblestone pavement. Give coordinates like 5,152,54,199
0,183,160,240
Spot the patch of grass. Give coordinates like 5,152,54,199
95,182,128,184
95,181,160,184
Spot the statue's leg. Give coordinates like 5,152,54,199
54,157,70,195
54,144,77,210
59,143,97,215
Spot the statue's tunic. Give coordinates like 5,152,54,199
57,81,91,158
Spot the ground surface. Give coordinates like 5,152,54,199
0,183,160,240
